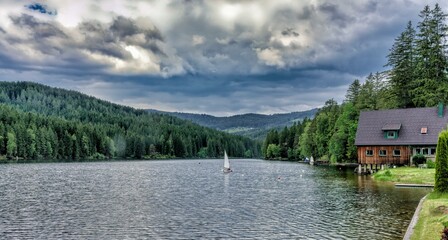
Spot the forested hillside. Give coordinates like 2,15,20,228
263,4,448,163
148,109,317,140
0,82,260,162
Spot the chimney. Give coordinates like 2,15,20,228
438,102,444,118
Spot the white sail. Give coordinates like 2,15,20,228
224,151,230,169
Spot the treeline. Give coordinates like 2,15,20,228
150,109,317,130
263,4,448,163
262,97,359,163
0,82,260,161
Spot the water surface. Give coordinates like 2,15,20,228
0,159,430,239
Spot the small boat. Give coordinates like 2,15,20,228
223,151,232,173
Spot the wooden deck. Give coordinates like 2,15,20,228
395,183,434,188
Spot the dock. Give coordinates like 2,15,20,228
395,183,434,188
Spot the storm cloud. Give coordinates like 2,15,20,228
0,0,446,115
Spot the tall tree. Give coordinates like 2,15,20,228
345,79,361,103
386,21,416,108
328,103,358,163
6,131,17,158
413,4,448,107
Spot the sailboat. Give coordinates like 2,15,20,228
223,151,232,173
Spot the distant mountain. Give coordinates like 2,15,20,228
147,109,318,140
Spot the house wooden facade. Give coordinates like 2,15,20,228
355,104,447,168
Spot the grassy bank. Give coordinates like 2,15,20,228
411,192,448,240
373,167,435,184
373,167,447,239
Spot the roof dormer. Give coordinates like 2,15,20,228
382,123,401,139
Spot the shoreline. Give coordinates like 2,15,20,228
403,194,428,240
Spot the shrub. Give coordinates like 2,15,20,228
435,130,448,192
88,152,106,160
412,154,427,166
427,160,436,168
384,170,392,177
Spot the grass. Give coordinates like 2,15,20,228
373,167,435,184
411,192,448,240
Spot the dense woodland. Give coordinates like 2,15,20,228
263,4,448,163
0,82,260,162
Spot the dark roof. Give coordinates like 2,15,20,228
355,107,448,146
382,123,401,131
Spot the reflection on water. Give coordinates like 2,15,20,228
0,160,430,239
224,173,229,194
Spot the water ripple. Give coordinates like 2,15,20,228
0,160,430,239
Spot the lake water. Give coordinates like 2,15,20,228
0,159,431,239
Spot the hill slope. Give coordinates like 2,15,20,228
147,109,317,139
0,81,260,161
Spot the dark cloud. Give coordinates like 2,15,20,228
1,13,186,77
296,5,318,21
281,28,299,37
25,3,57,16
78,17,166,59
10,14,66,38
318,3,353,27
111,16,163,41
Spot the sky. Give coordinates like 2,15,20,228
0,0,446,116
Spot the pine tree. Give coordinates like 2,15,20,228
386,21,416,108
413,4,448,107
345,79,361,103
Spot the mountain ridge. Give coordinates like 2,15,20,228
147,108,317,139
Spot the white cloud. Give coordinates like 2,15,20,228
255,48,285,68
192,35,205,46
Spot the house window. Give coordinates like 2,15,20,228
387,131,397,139
422,148,429,155
430,148,436,155
366,150,373,156
379,150,387,156
415,148,421,154
393,149,401,156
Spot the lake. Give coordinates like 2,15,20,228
0,159,430,239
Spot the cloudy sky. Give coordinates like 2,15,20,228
0,0,446,116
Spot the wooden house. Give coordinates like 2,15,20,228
355,104,448,171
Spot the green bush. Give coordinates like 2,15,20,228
435,130,448,192
88,153,106,160
427,160,436,168
413,154,427,166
